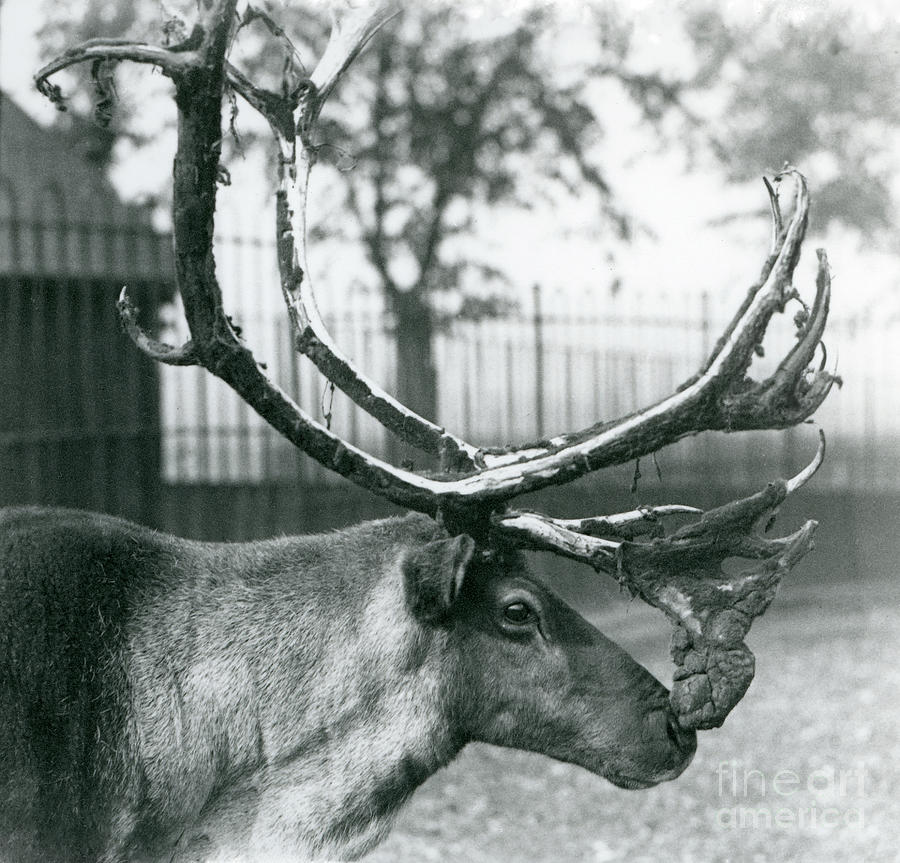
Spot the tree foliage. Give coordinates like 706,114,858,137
39,2,900,241
683,6,900,237
315,6,634,307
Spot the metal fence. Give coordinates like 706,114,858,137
158,233,900,495
0,212,173,523
2,216,898,542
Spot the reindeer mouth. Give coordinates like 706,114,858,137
602,772,658,791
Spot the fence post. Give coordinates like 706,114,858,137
700,289,711,359
533,282,545,439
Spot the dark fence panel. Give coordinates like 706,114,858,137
0,207,173,525
0,274,168,524
154,475,898,595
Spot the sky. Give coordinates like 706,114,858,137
1,0,899,324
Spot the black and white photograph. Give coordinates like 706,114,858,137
0,0,897,860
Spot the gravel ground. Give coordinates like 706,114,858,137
365,575,900,863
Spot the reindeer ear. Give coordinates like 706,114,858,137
403,534,476,623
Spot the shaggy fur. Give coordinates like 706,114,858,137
0,507,695,862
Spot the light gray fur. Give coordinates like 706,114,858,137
0,506,695,862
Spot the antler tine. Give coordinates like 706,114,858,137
763,175,784,255
785,428,826,493
491,505,704,564
117,288,200,366
494,432,827,728
428,167,829,478
492,432,824,567
309,0,401,104
274,159,484,471
35,39,193,95
227,5,837,508
553,505,704,540
225,1,486,472
720,246,837,430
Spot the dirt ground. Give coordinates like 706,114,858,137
365,573,900,863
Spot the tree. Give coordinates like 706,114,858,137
311,6,644,438
682,6,900,238
35,1,898,433
38,2,900,237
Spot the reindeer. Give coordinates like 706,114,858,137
6,1,836,861
0,506,698,862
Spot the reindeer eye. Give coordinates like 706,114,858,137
503,602,535,625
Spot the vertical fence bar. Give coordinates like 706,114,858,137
461,325,473,442
505,336,515,440
532,282,545,439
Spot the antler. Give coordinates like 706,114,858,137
36,0,838,727
494,432,826,728
251,12,836,480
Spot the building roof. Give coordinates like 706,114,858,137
0,91,173,280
